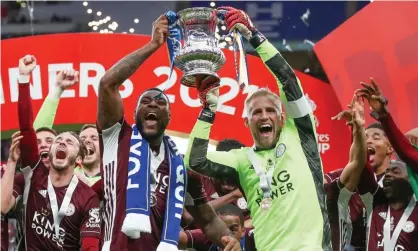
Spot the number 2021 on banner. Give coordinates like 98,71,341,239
154,66,260,118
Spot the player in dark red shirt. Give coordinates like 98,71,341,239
179,204,256,251
325,168,368,251
365,122,394,185
358,77,418,171
1,55,101,251
358,160,418,251
326,94,368,251
96,15,241,251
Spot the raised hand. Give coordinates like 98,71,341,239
151,15,169,46
356,77,388,116
332,94,365,128
196,75,220,113
18,55,37,75
218,6,255,40
9,131,23,163
351,95,365,129
221,235,242,251
56,69,79,90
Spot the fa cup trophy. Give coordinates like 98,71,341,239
164,8,248,89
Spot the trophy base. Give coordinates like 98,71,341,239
181,68,220,88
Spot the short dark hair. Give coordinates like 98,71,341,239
217,204,244,226
216,139,245,152
366,122,385,134
80,124,97,132
35,127,58,136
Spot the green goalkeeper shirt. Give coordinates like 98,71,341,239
184,40,331,251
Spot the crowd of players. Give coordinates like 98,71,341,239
2,6,418,251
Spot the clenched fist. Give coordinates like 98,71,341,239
56,69,79,90
19,55,37,75
151,15,169,46
218,6,256,40
196,75,220,113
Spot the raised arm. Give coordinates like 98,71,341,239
97,16,168,130
218,6,314,130
187,203,241,251
184,112,241,182
357,78,418,171
182,171,242,227
333,95,367,191
252,39,315,129
379,113,418,169
18,55,40,167
33,69,79,130
183,171,241,250
1,132,22,214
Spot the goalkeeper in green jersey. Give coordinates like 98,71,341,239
184,7,332,251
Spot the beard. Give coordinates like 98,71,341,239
136,120,166,142
49,154,77,172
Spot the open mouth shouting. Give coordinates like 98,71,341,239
85,145,95,157
144,112,159,127
55,147,67,160
367,146,376,162
259,124,273,137
40,151,49,159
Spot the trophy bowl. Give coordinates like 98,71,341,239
174,7,226,88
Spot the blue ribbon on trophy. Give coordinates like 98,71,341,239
217,10,249,90
164,11,182,80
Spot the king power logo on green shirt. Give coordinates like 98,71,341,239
254,169,294,207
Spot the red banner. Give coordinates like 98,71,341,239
1,33,349,173
314,1,418,132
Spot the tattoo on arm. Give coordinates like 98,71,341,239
187,203,232,246
97,42,160,130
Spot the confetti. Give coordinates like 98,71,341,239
301,9,310,27
304,68,310,73
282,39,286,45
285,45,292,52
303,39,315,47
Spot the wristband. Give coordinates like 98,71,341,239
18,74,30,84
47,87,64,100
249,30,267,49
198,108,215,124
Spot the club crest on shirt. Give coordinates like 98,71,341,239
237,197,247,210
41,207,50,217
276,143,286,158
150,191,157,207
38,189,47,198
403,221,415,233
379,212,387,220
65,203,75,216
